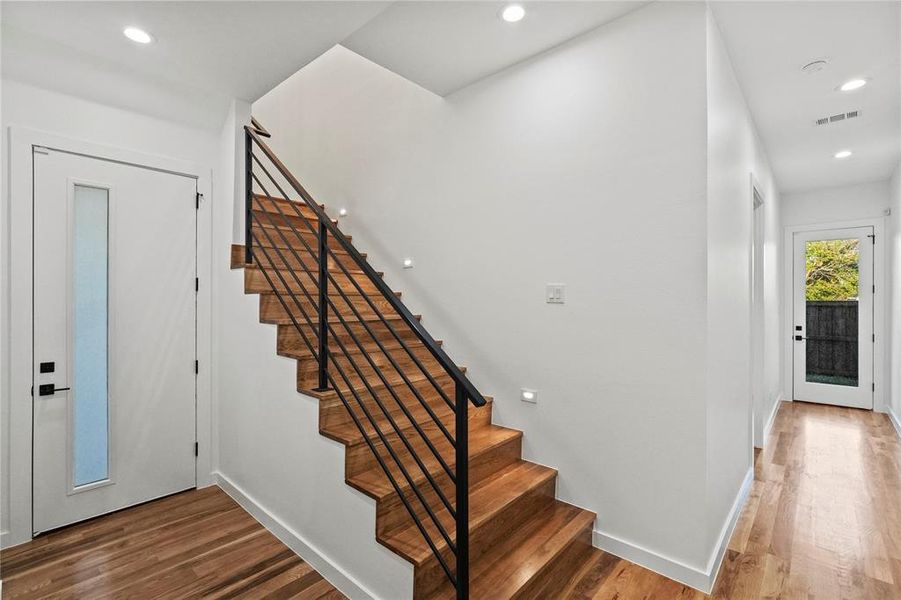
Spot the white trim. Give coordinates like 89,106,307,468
214,472,378,600
5,126,213,548
782,217,887,411
885,406,901,439
592,467,754,594
756,393,783,449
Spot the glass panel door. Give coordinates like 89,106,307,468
792,227,873,409
803,238,859,388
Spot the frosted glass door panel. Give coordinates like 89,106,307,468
73,185,109,487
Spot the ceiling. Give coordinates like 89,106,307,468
342,1,646,97
711,1,901,194
1,1,391,129
1,1,647,130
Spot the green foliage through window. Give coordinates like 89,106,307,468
805,239,859,301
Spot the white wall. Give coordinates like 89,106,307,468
889,163,901,428
704,8,782,565
0,79,218,546
782,180,891,226
244,1,745,587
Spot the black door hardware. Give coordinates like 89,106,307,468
38,383,70,396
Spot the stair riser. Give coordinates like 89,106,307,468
320,393,490,448
346,430,521,500
250,221,351,253
317,375,458,431
413,477,557,598
248,248,364,274
252,196,320,221
260,294,399,326
298,358,461,396
278,323,423,359
296,348,446,389
517,528,594,600
245,267,381,295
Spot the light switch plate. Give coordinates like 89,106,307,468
546,283,565,304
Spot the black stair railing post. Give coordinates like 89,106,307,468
244,129,253,265
455,382,469,600
316,217,329,391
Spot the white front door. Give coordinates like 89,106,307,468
792,227,874,409
33,148,197,534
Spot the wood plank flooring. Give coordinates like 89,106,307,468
547,401,901,599
708,401,901,600
2,401,898,598
0,486,344,599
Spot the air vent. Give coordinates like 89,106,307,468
814,110,861,127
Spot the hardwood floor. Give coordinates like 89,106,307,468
555,401,901,599
708,401,901,600
2,401,898,598
0,487,345,600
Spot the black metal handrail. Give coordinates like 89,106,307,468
244,118,477,598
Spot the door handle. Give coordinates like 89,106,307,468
38,383,71,397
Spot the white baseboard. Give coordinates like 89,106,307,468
756,393,784,449
887,407,901,439
592,466,753,594
214,472,377,600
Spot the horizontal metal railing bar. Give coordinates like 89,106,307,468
250,239,458,585
251,151,457,414
251,185,458,477
246,126,486,409
251,208,459,497
251,218,459,524
251,154,458,433
251,150,452,404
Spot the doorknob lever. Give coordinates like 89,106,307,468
38,383,70,397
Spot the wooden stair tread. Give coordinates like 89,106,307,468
320,389,456,446
324,364,465,404
347,425,522,501
381,460,558,565
263,311,417,326
428,502,596,600
279,333,428,361
252,217,349,241
301,366,452,400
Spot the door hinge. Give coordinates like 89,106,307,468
194,360,199,374
195,277,199,292
195,193,203,209
872,383,875,392
873,333,876,342
194,442,199,457
868,233,875,244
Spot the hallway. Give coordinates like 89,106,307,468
711,402,901,599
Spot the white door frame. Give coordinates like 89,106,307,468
5,126,213,548
782,217,886,412
749,175,766,449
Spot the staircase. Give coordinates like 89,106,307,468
236,119,599,598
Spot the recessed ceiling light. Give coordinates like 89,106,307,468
834,150,852,159
839,78,867,92
501,4,525,23
123,27,153,44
